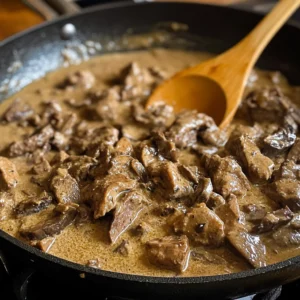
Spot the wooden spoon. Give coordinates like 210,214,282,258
146,0,300,129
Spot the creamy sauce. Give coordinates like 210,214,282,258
0,48,299,277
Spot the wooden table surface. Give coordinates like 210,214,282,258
0,0,244,41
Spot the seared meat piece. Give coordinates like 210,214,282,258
245,88,286,123
272,226,300,247
174,203,225,247
152,130,178,162
55,113,77,136
199,125,228,147
109,190,148,244
194,177,213,203
192,144,219,156
20,204,78,240
216,194,244,230
63,70,95,89
133,102,174,128
60,155,96,181
115,137,134,156
243,204,267,222
273,160,300,181
137,142,157,167
108,155,147,181
264,123,296,151
231,135,274,183
227,228,266,268
114,240,131,256
288,138,300,162
0,157,19,189
122,123,150,141
166,111,214,148
191,250,226,265
2,98,34,123
9,125,54,157
178,165,200,184
146,235,190,272
148,161,194,199
83,174,137,218
253,207,293,234
206,192,226,210
0,192,14,222
32,158,51,175
120,62,158,101
35,237,56,253
50,168,80,204
15,191,53,217
202,154,250,198
265,179,300,212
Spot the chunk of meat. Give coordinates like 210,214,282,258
9,125,54,157
32,158,51,175
227,228,266,268
50,168,80,204
148,161,194,199
166,111,214,148
199,125,228,147
133,102,174,128
264,123,296,151
152,130,178,162
174,203,225,247
202,154,250,198
192,144,219,156
115,137,134,156
243,204,267,222
20,204,78,240
109,190,148,244
178,165,200,184
191,250,226,265
273,160,300,181
288,138,300,162
231,135,274,183
271,226,300,247
0,157,19,189
194,177,213,203
245,88,286,122
122,123,150,141
146,235,190,272
63,70,95,89
0,192,14,222
83,174,137,218
265,179,300,212
2,98,34,123
15,191,53,217
253,207,293,234
50,151,69,165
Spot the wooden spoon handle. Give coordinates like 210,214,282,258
230,0,300,67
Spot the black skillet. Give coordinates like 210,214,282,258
1,1,300,299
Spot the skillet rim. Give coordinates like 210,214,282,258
1,0,300,284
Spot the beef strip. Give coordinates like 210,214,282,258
20,204,78,240
50,168,80,204
122,123,150,141
191,250,226,265
83,174,137,218
231,135,274,183
245,88,286,123
253,206,293,233
194,177,213,203
152,130,178,162
202,154,250,198
9,125,54,157
273,160,300,181
178,165,200,184
1,98,34,123
243,204,267,222
174,203,225,247
148,161,194,199
15,191,53,217
264,179,300,212
32,157,51,175
133,102,174,128
288,138,300,162
264,120,296,151
0,157,19,189
145,235,190,272
166,111,215,148
227,228,267,268
271,226,300,247
109,190,149,244
115,137,134,156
